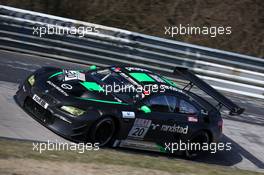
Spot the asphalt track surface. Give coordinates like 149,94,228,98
0,49,263,172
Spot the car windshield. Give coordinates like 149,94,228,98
88,68,142,103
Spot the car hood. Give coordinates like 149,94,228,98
43,69,108,100
34,67,128,105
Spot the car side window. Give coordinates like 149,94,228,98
145,95,177,113
165,95,177,112
179,99,198,114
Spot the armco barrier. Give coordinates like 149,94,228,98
0,5,263,99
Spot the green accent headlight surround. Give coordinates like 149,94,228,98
60,106,86,116
28,75,35,86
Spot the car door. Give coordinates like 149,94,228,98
130,94,200,142
127,94,179,143
170,95,200,142
174,97,201,140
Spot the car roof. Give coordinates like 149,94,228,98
112,66,173,85
109,65,190,94
111,66,216,111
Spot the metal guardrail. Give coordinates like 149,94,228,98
0,5,263,99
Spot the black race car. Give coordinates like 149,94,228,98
15,65,244,157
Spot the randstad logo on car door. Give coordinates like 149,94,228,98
151,123,188,134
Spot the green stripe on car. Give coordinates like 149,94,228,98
129,73,155,82
48,71,63,79
75,97,128,105
80,81,104,92
156,144,167,153
162,77,177,87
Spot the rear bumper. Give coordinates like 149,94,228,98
15,82,92,142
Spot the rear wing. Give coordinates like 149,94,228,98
173,67,244,115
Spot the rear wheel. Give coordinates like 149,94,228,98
90,117,115,147
185,131,210,159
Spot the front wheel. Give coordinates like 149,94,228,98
89,117,116,147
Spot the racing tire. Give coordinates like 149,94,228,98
90,117,116,147
184,131,210,159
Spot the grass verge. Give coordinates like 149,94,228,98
0,139,262,175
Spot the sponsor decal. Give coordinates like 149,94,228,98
61,83,73,90
46,81,69,96
122,111,135,119
78,73,86,81
188,116,198,122
161,124,188,134
128,118,152,139
64,70,78,81
64,70,86,81
151,123,160,130
151,123,188,134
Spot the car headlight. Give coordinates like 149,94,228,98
28,75,35,86
60,106,86,116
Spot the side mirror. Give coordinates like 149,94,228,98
89,65,97,70
139,105,151,113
